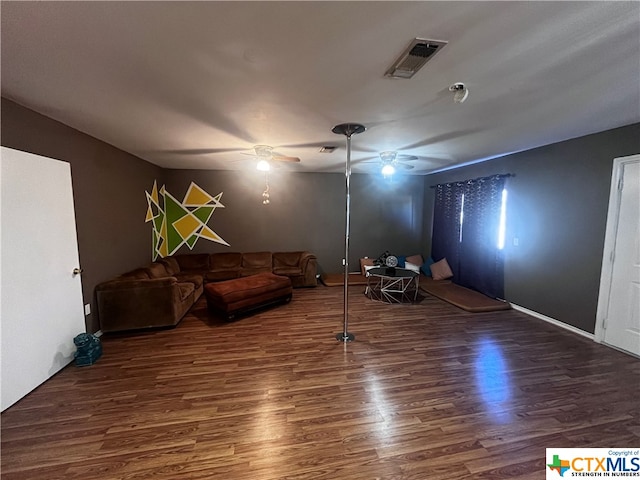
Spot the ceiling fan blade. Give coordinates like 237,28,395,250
397,162,415,170
160,147,249,156
272,155,301,163
351,155,378,165
277,141,337,149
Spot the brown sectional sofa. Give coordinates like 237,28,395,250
96,251,317,333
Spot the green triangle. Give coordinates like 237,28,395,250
154,230,163,250
186,234,198,248
152,230,158,261
192,206,214,224
165,194,189,253
153,212,164,232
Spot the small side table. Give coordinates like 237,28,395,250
365,267,420,303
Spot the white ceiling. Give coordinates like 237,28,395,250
2,1,639,175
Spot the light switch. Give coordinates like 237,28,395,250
84,304,91,316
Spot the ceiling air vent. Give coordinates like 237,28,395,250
385,38,448,79
319,146,337,153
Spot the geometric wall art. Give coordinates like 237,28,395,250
145,181,229,260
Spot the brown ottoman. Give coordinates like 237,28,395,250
204,272,293,320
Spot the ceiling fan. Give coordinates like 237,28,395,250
243,145,301,171
360,151,417,175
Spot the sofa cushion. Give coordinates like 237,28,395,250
209,252,242,269
273,251,302,267
273,266,303,276
241,252,272,276
160,256,180,275
175,253,209,272
146,262,172,279
207,253,242,282
177,282,195,301
273,252,303,276
242,252,272,269
175,273,204,289
120,268,151,280
241,267,272,277
206,270,241,282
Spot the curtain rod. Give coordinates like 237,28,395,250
429,173,514,188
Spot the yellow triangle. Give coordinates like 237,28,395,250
173,214,201,240
184,182,214,206
145,204,154,222
199,225,230,246
158,217,169,258
151,180,159,204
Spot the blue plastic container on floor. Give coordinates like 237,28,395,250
73,333,102,366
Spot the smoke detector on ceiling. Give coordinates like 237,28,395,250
449,82,469,104
385,38,448,79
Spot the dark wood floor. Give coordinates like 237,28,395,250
2,285,639,479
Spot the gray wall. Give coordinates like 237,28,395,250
4,96,638,336
0,98,426,334
163,169,426,274
422,123,640,334
1,98,164,333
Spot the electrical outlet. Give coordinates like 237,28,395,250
84,303,91,316
513,237,519,247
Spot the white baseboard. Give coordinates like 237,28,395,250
510,303,594,340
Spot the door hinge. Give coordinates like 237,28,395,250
618,175,624,190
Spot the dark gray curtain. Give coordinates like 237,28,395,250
431,174,507,299
431,182,464,278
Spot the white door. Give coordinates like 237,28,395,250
1,147,86,411
596,154,640,357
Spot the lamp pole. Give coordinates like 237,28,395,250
331,123,365,342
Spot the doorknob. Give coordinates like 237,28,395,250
73,268,83,276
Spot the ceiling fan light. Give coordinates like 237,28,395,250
380,151,397,162
381,164,396,176
256,159,270,171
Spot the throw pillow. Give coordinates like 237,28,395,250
406,254,424,266
430,257,454,281
397,255,406,268
360,258,374,275
421,257,435,276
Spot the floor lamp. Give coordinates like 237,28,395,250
332,122,366,342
